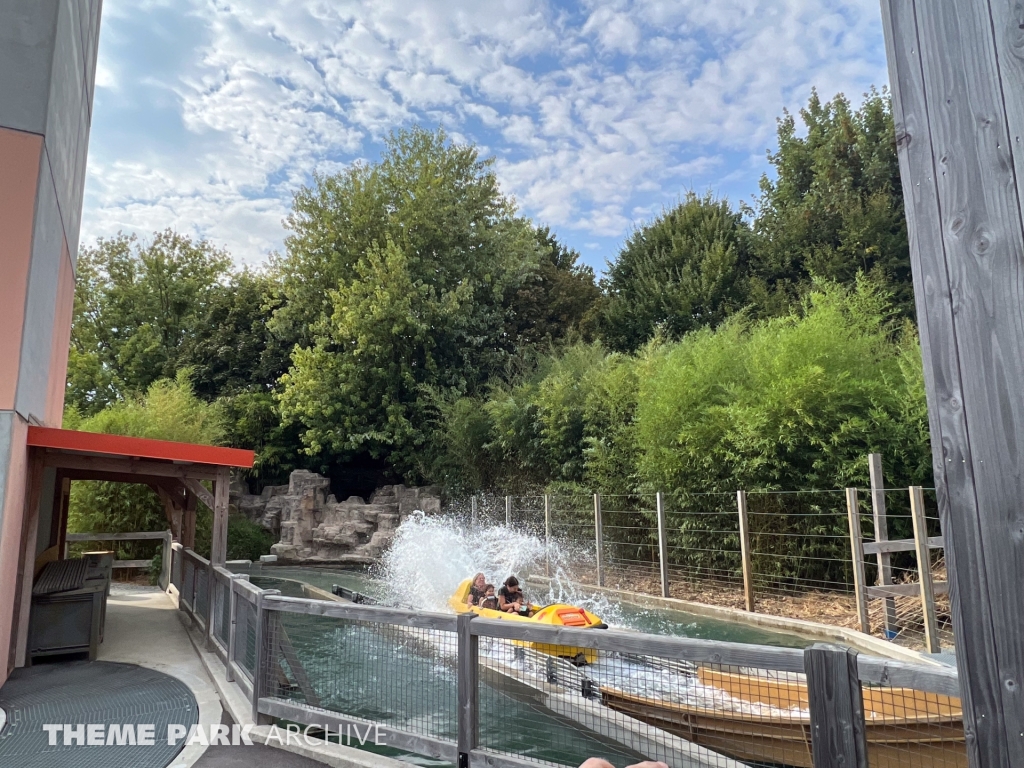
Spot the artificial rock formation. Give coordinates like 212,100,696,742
231,470,441,565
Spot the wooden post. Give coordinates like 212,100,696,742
160,531,172,591
456,613,478,766
543,494,551,578
867,454,897,638
252,588,280,725
593,493,604,587
210,467,230,567
656,491,669,598
846,488,870,635
909,486,941,654
805,644,869,768
880,3,1024,761
505,495,511,527
736,490,755,612
181,490,197,550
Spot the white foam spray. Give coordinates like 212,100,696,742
375,512,623,625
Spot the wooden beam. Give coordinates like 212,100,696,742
867,454,897,637
863,536,944,555
805,644,869,768
846,488,870,635
736,490,755,612
210,467,230,567
865,582,949,599
40,451,219,481
910,486,941,654
12,451,44,671
182,477,215,510
880,1,1024,759
181,489,197,550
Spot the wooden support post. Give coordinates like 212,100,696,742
867,454,897,638
543,494,551,578
880,2,1024,761
505,495,511,527
160,531,171,591
211,467,230,567
909,486,940,654
736,490,755,612
656,491,669,599
805,644,869,768
846,488,870,635
593,493,604,588
181,491,197,550
457,613,478,766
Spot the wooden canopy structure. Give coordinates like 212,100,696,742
25,426,255,566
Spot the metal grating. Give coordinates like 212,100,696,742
0,661,198,768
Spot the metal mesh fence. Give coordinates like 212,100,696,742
856,682,966,767
181,554,195,611
233,592,258,680
261,607,459,743
214,571,231,649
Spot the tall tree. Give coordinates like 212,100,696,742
600,192,752,353
67,230,232,413
277,127,539,478
747,88,912,317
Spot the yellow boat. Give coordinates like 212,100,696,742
449,578,607,664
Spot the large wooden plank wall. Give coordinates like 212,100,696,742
879,2,1024,765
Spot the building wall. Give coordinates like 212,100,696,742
0,0,102,682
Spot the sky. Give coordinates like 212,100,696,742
81,0,891,273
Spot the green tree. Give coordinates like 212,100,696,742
747,89,912,317
67,231,232,413
600,192,752,352
278,127,539,477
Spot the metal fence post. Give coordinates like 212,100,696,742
846,488,871,635
868,454,897,638
805,643,868,768
457,613,478,767
505,495,511,527
910,486,941,653
593,493,604,587
226,574,239,683
544,494,551,578
252,588,280,725
656,492,669,598
736,490,755,612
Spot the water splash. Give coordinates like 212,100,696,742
375,512,624,625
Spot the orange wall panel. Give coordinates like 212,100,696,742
0,128,43,411
44,240,75,426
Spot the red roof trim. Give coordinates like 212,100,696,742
26,426,255,468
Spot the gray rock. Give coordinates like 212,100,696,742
229,471,442,565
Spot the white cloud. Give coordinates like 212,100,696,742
81,0,889,267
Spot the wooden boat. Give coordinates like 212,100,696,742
601,667,967,768
449,578,607,663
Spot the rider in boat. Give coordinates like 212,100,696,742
466,572,486,606
478,584,498,610
498,575,532,616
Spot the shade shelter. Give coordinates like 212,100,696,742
9,425,254,668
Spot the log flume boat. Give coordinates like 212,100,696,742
601,667,967,768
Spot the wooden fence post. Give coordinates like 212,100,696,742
910,486,940,654
505,495,511,527
736,491,755,612
846,488,870,635
544,494,551,578
868,454,897,638
593,493,604,588
656,492,669,598
805,644,869,768
160,531,171,592
457,613,478,768
252,588,280,725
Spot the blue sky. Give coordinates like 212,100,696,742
81,0,890,273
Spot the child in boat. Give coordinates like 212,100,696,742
477,584,499,610
466,572,487,606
